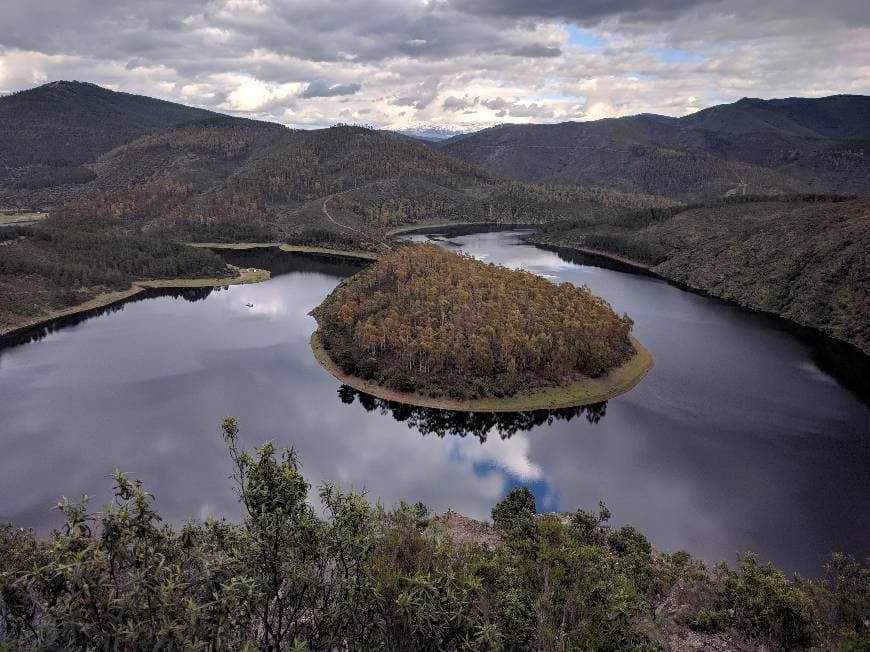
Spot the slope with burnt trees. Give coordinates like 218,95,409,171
51,121,672,247
0,82,675,248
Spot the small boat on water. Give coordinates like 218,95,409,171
245,302,254,308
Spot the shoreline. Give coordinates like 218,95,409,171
0,266,269,339
0,211,49,225
310,331,653,412
190,242,380,261
532,238,870,360
387,221,538,237
530,240,653,273
386,221,481,236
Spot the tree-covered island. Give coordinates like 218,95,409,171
311,244,652,410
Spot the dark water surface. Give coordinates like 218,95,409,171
1,232,867,575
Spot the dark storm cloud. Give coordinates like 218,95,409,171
508,44,562,58
442,95,476,111
0,0,212,56
451,0,713,23
300,80,362,98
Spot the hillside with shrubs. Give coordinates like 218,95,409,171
531,195,870,355
1,419,866,650
0,216,233,333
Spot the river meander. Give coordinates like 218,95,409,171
1,230,867,575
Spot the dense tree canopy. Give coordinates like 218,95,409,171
315,244,635,400
0,216,232,331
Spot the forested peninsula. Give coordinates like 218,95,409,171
0,215,267,337
312,244,651,409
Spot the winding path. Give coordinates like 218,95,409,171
321,190,392,251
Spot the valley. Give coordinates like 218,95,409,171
2,231,866,577
0,81,868,650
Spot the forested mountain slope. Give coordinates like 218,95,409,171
531,196,870,354
441,95,870,199
0,82,673,247
0,81,217,199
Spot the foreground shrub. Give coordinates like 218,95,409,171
0,419,866,650
711,553,817,648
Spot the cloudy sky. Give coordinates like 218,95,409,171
1,0,868,131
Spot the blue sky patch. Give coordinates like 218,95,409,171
651,47,704,64
564,24,605,49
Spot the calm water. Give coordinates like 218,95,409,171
1,232,867,575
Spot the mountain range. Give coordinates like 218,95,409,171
0,82,867,354
439,95,870,199
0,81,670,245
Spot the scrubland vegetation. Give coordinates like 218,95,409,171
314,245,637,401
1,419,866,651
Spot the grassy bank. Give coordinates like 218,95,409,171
0,265,269,338
311,331,653,412
530,240,654,272
0,211,48,225
189,241,279,249
386,221,479,236
135,265,269,288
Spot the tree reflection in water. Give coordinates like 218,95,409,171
0,287,215,350
336,385,606,440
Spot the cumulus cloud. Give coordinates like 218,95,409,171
0,0,868,130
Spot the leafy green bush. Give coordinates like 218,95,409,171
491,486,536,535
687,607,728,633
0,420,866,650
711,553,817,648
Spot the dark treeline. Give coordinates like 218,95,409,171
580,234,670,265
12,164,97,190
286,227,362,250
217,247,369,278
537,192,860,238
0,217,232,330
0,419,866,650
315,244,635,400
